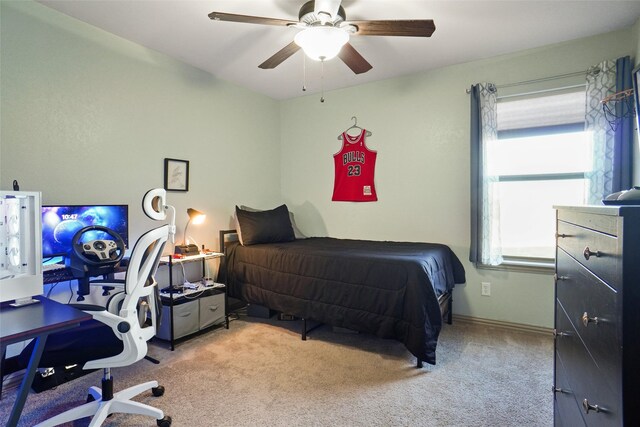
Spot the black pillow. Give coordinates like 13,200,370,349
235,204,295,246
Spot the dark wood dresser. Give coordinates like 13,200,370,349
553,205,640,426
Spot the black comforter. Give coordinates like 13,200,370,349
225,237,465,365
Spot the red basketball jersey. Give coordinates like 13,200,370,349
332,129,378,202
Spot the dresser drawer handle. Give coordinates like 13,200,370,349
582,312,599,327
582,399,602,414
553,329,569,338
552,386,565,394
583,246,601,260
553,274,568,281
555,233,568,239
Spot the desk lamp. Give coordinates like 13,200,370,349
172,208,205,256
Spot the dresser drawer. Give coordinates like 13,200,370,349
556,221,621,288
556,303,621,426
157,300,199,340
554,350,586,427
199,293,225,329
556,249,620,391
557,209,619,236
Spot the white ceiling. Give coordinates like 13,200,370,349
38,0,640,100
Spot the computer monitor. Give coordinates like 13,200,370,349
42,204,129,260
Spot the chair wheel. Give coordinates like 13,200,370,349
152,385,165,397
157,415,172,426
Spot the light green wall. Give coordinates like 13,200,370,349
279,28,635,328
0,1,281,249
2,1,637,328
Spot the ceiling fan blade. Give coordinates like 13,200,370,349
338,43,372,74
208,12,298,27
259,41,302,69
347,20,436,37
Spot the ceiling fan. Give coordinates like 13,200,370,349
208,0,436,75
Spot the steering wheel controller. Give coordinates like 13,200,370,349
67,225,126,300
80,239,119,261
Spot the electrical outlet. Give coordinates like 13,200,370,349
481,282,491,296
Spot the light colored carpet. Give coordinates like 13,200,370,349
1,316,553,426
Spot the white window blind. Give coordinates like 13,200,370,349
497,91,586,131
488,89,589,261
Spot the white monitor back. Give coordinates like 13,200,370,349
0,191,43,304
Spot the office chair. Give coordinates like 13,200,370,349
19,189,174,426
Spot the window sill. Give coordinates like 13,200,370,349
476,259,555,274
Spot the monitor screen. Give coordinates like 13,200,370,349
42,205,129,259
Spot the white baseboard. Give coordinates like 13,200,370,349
452,314,553,336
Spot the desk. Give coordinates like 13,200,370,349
0,296,91,427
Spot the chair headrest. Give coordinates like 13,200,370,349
142,188,167,221
142,188,176,243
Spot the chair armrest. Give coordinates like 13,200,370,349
69,303,106,312
90,309,128,333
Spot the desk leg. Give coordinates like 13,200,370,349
0,344,6,400
0,345,7,400
6,334,49,427
169,259,175,351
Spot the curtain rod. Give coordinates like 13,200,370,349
496,83,586,100
465,66,600,94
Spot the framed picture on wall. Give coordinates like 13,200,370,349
164,158,189,192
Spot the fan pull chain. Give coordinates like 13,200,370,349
320,59,325,103
302,55,307,92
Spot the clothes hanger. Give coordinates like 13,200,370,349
337,116,373,140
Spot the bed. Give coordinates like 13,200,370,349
222,205,466,366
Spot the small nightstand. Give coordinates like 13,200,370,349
157,253,227,350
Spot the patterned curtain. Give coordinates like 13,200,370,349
470,83,502,266
585,56,633,203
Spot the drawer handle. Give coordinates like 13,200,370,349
553,274,568,281
552,386,565,394
582,312,599,327
553,329,569,338
582,399,602,414
207,305,220,311
583,246,601,260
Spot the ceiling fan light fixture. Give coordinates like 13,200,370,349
294,26,348,61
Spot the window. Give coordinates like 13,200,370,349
488,90,589,263
471,58,633,269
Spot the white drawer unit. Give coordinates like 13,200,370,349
157,251,228,349
158,287,227,345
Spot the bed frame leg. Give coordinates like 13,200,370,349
301,318,323,340
417,359,423,369
447,293,453,325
